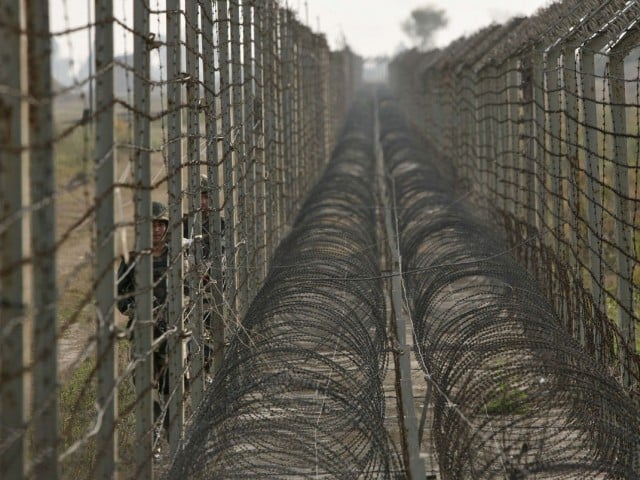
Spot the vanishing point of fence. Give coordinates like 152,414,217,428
2,0,640,478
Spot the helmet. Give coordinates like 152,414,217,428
152,201,169,223
200,174,210,191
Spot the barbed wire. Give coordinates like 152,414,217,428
5,0,640,477
378,89,640,478
167,91,403,479
389,0,640,395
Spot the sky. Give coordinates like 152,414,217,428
49,0,555,73
299,0,554,57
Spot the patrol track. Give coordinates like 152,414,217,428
168,92,403,479
377,91,640,479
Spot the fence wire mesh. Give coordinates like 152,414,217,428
389,0,640,394
0,0,362,478
168,91,403,479
378,90,640,479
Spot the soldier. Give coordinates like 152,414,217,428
183,174,225,258
117,201,174,454
183,174,225,374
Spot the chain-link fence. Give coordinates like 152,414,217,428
390,0,640,394
0,1,362,478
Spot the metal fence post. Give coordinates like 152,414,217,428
450,70,463,179
132,0,154,476
432,73,444,154
253,1,267,282
27,0,59,472
444,69,456,162
481,66,492,199
281,10,298,226
532,51,546,236
319,38,331,170
521,56,538,234
304,32,312,180
230,0,247,314
166,0,185,455
309,34,320,180
186,0,204,406
545,47,563,253
561,43,584,345
461,71,476,189
488,64,500,203
314,35,321,194
562,44,580,270
94,0,118,476
299,28,309,204
242,1,256,301
263,0,277,263
291,20,301,213
274,8,285,245
201,0,225,376
282,10,295,224
516,58,527,221
579,44,605,318
507,57,520,217
544,44,571,325
478,70,490,199
497,61,510,212
0,1,29,477
608,32,638,388
217,0,237,317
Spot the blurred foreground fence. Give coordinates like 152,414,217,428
0,0,361,478
390,0,640,394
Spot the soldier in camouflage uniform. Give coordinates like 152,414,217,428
183,175,225,373
117,201,172,446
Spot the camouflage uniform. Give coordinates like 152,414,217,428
117,201,171,436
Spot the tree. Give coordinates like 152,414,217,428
401,5,448,50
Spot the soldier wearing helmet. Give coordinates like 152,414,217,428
116,200,173,453
118,201,170,315
183,174,225,258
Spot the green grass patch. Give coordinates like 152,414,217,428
59,345,137,479
59,357,99,479
485,383,529,415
